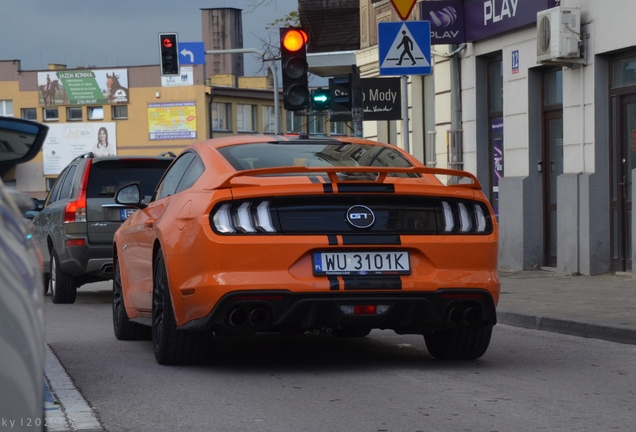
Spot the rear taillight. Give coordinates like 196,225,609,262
64,161,91,223
211,201,276,234
64,198,87,222
441,200,492,234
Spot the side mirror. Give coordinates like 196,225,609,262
115,183,146,208
0,117,49,176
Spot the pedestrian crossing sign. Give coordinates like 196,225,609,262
379,21,432,76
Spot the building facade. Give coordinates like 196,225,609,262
358,0,636,276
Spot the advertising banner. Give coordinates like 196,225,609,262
418,0,465,45
37,69,129,106
148,102,197,140
42,122,117,175
464,0,556,42
161,66,194,87
362,78,401,121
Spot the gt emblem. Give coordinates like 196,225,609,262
346,205,375,229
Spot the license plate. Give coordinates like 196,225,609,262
120,208,136,220
312,251,410,276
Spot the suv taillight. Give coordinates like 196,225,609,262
64,198,87,222
64,160,91,223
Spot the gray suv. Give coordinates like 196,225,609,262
32,152,174,303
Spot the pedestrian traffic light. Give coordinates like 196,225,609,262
159,33,179,77
280,28,309,111
311,88,330,112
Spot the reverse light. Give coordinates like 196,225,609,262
339,305,390,315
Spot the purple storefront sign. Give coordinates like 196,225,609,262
464,0,556,42
418,0,464,45
491,117,504,218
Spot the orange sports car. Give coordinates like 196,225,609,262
112,134,499,365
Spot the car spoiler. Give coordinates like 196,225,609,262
211,166,483,191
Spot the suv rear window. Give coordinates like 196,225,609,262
86,159,171,198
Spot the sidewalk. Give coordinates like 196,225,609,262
496,268,636,345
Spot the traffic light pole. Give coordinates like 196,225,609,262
204,48,281,134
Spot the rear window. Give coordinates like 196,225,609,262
217,142,417,177
86,159,172,198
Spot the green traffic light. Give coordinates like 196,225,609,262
311,88,331,111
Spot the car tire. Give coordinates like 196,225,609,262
112,256,151,341
332,325,372,337
423,325,493,360
43,274,50,295
152,250,212,365
50,249,77,304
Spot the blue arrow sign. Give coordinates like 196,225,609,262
379,22,432,76
179,42,205,65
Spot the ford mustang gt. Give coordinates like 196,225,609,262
112,134,499,365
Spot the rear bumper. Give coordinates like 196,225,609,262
59,243,113,279
179,288,497,334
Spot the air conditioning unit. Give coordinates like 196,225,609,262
537,7,582,64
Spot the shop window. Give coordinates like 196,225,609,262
67,107,83,121
43,108,59,121
211,102,230,131
88,107,104,120
112,105,128,120
612,55,636,89
21,108,37,120
237,104,256,132
0,100,13,117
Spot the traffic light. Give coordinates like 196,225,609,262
280,28,309,111
159,33,179,76
311,88,330,111
329,74,352,121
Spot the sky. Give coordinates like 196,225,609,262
1,0,297,76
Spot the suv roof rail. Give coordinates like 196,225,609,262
71,152,95,161
158,151,176,158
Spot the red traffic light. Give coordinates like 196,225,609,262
162,38,174,48
282,29,308,52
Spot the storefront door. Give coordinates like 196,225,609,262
541,69,563,268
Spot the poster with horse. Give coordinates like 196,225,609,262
38,69,129,106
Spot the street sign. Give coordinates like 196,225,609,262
362,78,401,121
379,21,432,76
178,42,205,65
390,0,417,21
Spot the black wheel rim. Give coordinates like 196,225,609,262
152,254,165,350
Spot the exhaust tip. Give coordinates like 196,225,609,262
229,308,249,327
447,306,464,325
464,307,481,326
249,308,269,327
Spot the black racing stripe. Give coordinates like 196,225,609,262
337,184,395,193
329,277,340,291
309,175,321,184
323,183,334,193
328,235,338,245
342,277,402,290
341,235,401,245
